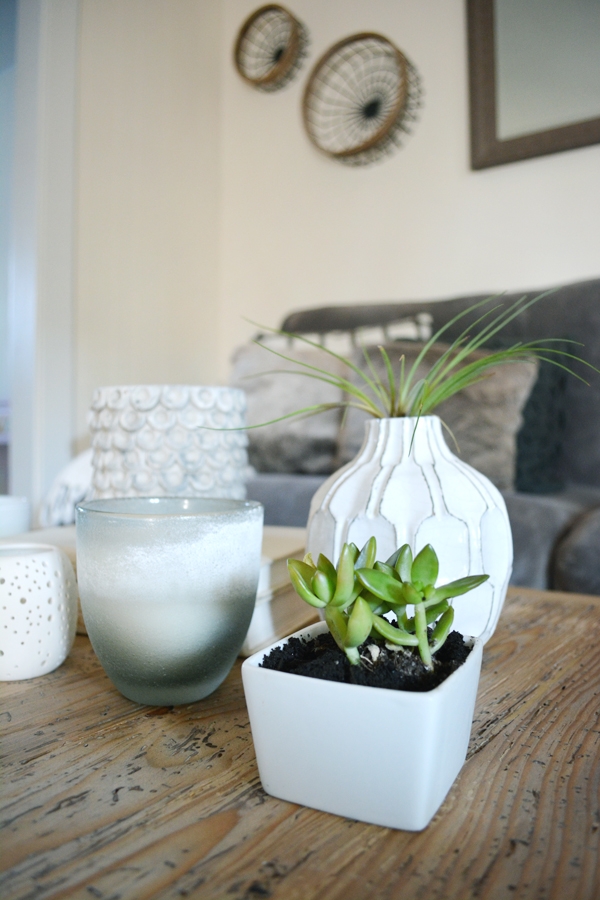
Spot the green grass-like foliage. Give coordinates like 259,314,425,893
249,291,597,424
287,538,489,669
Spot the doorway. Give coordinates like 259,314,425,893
0,0,16,493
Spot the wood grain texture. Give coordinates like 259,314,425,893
1,586,599,900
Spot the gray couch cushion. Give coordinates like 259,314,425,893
553,506,600,595
502,491,585,590
230,340,345,475
246,473,328,527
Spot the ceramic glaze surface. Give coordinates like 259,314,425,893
0,496,31,537
307,416,512,643
0,544,78,679
76,497,263,705
88,385,252,501
243,621,483,831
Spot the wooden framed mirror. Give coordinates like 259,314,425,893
467,0,600,169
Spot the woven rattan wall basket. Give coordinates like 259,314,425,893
234,5,308,92
303,33,422,166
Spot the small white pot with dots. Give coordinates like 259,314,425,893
0,544,78,680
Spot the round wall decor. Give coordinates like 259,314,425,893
302,33,422,166
234,5,308,92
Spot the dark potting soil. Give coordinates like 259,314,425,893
260,630,471,692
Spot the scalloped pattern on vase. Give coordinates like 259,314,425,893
89,386,253,501
306,416,512,643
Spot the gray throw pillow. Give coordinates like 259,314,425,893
336,342,538,491
230,339,345,474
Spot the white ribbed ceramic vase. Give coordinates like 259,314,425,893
306,416,512,643
88,385,252,500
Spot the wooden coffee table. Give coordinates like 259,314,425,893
1,585,599,899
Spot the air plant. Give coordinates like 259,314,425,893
248,291,597,425
288,538,488,669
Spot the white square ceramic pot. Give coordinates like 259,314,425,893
242,621,483,831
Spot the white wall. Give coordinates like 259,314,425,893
9,0,77,507
73,0,600,446
75,0,223,442
216,0,600,378
0,42,15,405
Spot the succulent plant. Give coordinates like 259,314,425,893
288,538,489,669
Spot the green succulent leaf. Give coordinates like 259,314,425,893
325,606,348,654
317,553,337,581
311,569,334,604
431,607,455,654
303,552,316,569
411,544,439,587
414,602,432,668
345,596,374,649
287,559,327,608
374,561,400,579
423,583,437,601
424,599,450,624
402,582,423,606
331,543,359,608
355,536,377,569
428,574,489,602
395,544,413,582
372,614,419,646
355,568,406,604
385,547,402,568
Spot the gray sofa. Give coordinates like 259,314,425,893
246,278,600,595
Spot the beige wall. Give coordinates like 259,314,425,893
75,0,222,444
74,0,600,444
217,0,600,377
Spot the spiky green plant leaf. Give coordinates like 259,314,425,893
241,292,599,427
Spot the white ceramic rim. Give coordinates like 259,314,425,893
92,384,245,393
76,497,263,519
0,542,64,557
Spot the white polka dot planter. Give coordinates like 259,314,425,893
0,544,78,680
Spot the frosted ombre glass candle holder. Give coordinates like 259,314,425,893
75,497,263,706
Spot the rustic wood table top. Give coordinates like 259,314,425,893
1,585,599,900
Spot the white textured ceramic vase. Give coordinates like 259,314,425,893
307,416,513,643
88,385,252,501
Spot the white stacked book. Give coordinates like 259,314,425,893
2,524,315,656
